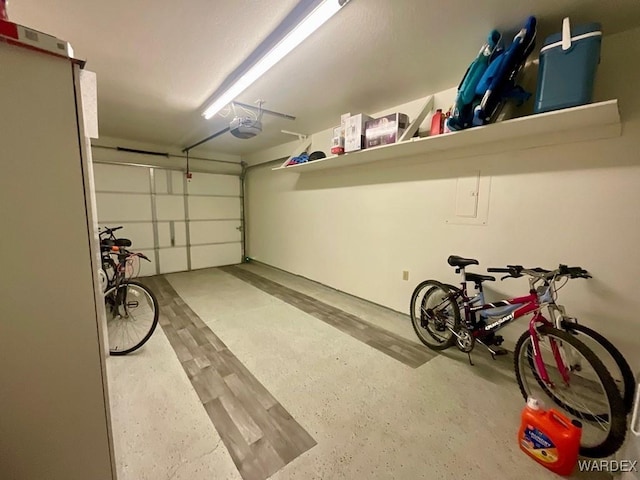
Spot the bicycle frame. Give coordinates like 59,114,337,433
451,271,570,385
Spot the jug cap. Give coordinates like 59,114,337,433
526,397,542,410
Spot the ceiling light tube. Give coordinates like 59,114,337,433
202,0,351,120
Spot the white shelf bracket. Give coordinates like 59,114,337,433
281,129,308,141
399,95,434,142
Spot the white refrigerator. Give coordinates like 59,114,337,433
0,33,116,480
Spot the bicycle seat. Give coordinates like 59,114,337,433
100,238,115,251
115,238,132,247
448,255,479,268
467,272,495,283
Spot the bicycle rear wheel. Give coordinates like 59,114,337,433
514,325,627,458
105,280,159,356
561,320,636,414
410,280,460,350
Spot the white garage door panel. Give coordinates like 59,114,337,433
157,221,187,248
96,193,152,222
156,195,185,221
187,173,240,196
191,243,241,270
154,169,168,194
93,164,150,193
94,164,242,275
136,249,157,277
159,247,188,274
189,196,241,220
189,220,241,245
153,170,185,195
99,223,154,250
171,172,185,194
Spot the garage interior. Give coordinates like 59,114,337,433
2,1,640,479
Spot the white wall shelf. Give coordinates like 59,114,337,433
272,100,621,173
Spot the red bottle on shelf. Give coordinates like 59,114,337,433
430,109,444,136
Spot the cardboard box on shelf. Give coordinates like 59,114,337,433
365,113,410,148
345,113,373,152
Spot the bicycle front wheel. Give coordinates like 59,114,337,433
410,280,460,350
105,280,159,356
561,320,636,414
514,325,627,458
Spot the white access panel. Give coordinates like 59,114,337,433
191,243,242,270
455,173,480,217
446,171,491,226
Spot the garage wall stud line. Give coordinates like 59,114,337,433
183,173,192,271
149,168,161,274
167,171,177,247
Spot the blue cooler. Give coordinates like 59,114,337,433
534,17,602,113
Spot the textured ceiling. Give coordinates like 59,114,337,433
11,0,640,158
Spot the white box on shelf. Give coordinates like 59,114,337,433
340,113,350,135
330,125,344,155
345,113,373,152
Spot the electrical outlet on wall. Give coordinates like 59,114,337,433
402,270,409,281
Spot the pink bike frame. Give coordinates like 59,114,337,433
496,291,571,386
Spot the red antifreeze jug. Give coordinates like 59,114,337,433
519,398,582,476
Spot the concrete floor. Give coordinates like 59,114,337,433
107,263,611,480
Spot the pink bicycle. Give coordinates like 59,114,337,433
410,255,628,458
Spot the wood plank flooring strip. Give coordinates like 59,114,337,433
224,373,312,465
220,266,435,368
145,275,315,480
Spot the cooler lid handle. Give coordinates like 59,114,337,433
562,17,572,51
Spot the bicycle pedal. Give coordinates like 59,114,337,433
492,335,504,346
492,347,509,356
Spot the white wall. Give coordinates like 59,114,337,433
245,27,640,368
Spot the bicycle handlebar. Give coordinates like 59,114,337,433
488,264,591,281
99,226,123,237
109,248,151,262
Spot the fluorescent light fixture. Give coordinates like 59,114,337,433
202,0,350,120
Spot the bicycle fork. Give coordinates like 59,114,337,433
529,314,571,387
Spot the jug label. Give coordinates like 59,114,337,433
521,426,558,463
